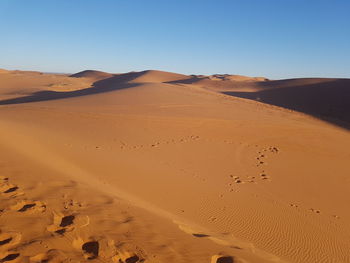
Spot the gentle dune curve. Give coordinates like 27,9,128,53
70,70,115,81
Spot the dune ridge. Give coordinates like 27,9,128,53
70,70,115,81
221,78,350,129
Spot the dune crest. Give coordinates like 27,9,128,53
206,74,268,82
70,70,114,81
127,70,190,83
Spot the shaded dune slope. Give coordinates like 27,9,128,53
128,70,190,83
0,70,349,130
69,70,114,81
0,70,190,105
167,74,268,91
0,77,133,104
222,78,350,129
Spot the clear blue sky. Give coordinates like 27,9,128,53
0,0,349,79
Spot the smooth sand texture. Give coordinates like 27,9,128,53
70,70,115,81
0,69,349,262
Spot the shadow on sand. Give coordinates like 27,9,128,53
0,72,148,105
223,78,350,130
0,73,349,130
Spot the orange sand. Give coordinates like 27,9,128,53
0,69,349,262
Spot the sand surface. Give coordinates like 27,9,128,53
0,69,349,263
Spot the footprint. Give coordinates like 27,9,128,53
74,237,124,261
231,176,242,184
73,238,99,260
0,184,23,198
10,200,46,213
0,238,12,246
229,175,243,184
18,204,35,212
211,255,235,263
0,185,18,194
0,232,21,250
112,251,140,263
192,233,210,238
59,215,75,227
124,255,140,263
82,241,99,260
0,252,20,262
309,208,321,214
269,146,279,153
4,187,18,194
47,213,75,234
259,173,270,181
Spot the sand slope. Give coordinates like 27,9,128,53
168,74,268,92
0,69,92,101
220,78,350,129
70,70,115,81
0,69,349,262
171,75,350,129
128,70,190,83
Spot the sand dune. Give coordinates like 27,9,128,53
201,74,268,82
70,70,115,81
0,68,350,262
70,69,190,83
128,70,190,83
0,69,92,102
170,75,350,129
168,74,268,92
221,78,350,129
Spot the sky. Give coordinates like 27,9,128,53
0,0,349,79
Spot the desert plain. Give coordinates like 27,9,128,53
0,68,349,263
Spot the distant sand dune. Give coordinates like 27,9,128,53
222,78,350,129
0,70,349,130
167,74,267,93
128,70,190,83
70,70,115,81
